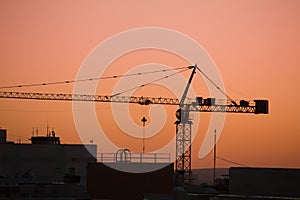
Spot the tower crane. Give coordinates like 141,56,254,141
0,65,268,184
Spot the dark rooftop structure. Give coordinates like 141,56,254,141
30,130,60,144
229,167,300,198
0,129,7,144
0,130,97,199
87,154,174,200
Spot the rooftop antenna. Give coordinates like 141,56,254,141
36,127,39,136
46,124,49,137
213,129,217,186
32,127,34,137
46,113,49,136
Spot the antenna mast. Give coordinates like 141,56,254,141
213,129,217,186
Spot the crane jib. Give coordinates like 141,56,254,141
0,91,268,114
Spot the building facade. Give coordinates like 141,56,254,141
0,134,97,198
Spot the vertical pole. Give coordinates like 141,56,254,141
213,129,216,186
46,112,49,136
141,117,147,154
143,125,145,154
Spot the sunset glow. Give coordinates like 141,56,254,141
0,0,299,169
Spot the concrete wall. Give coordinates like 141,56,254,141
87,162,174,200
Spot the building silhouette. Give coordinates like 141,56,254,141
0,130,96,198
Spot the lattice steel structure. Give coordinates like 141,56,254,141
0,91,179,105
175,120,192,184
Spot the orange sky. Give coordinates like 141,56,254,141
0,0,300,169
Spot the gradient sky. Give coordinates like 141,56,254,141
0,0,299,169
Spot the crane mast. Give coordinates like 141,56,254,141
176,65,197,184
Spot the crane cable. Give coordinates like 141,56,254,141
216,156,248,167
195,66,238,105
111,67,190,97
0,66,189,89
